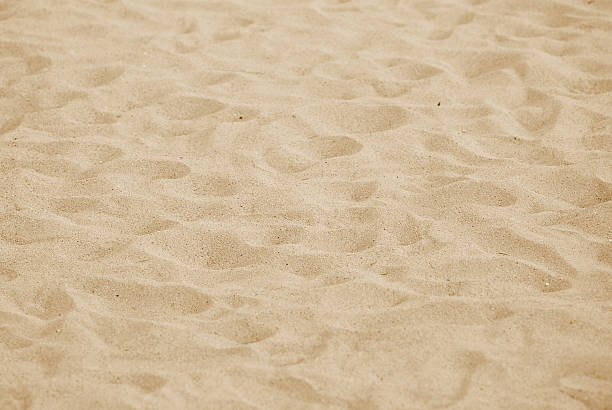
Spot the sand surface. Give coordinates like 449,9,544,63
1,0,612,408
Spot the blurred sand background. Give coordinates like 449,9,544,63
1,0,612,408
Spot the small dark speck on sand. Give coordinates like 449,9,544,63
437,101,440,106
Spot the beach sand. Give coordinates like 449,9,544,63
1,0,611,408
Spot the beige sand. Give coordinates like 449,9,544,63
1,0,612,408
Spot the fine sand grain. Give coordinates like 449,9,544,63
1,0,612,408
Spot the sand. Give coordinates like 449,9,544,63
1,0,611,408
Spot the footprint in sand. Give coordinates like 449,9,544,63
305,135,362,159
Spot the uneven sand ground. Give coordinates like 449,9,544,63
1,0,612,408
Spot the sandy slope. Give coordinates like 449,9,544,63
1,0,612,408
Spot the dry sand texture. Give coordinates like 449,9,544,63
1,0,612,408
